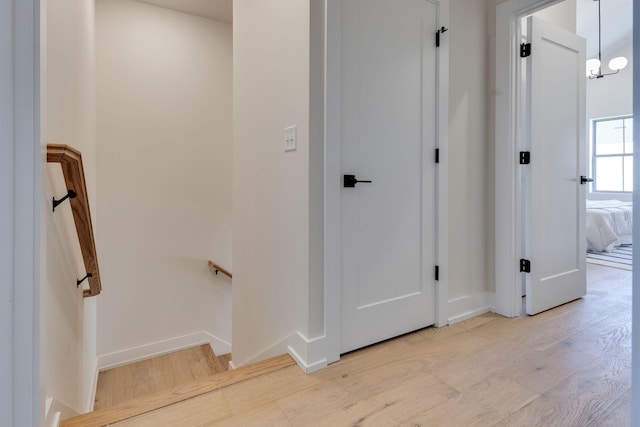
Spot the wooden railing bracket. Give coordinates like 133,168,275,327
52,189,77,212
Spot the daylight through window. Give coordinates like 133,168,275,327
592,115,633,193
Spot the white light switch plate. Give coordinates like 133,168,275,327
284,125,297,152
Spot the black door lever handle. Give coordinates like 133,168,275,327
580,176,594,185
344,174,372,188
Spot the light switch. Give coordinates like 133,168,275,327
284,125,297,152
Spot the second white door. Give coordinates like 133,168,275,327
523,16,587,315
341,0,439,353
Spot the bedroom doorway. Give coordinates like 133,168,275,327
495,0,633,317
521,0,633,315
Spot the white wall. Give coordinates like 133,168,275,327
586,43,633,121
447,0,493,306
532,0,576,32
232,0,311,366
40,0,98,421
585,42,633,202
95,0,233,365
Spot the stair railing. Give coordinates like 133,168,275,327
47,144,102,297
208,260,232,279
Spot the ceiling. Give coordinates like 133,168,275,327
132,0,631,59
576,0,632,59
135,0,232,23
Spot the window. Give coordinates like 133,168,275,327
592,115,633,193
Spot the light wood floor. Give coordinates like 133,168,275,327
94,344,230,410
109,264,631,426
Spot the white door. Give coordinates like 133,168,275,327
341,0,438,353
523,16,587,315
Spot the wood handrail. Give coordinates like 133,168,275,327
47,144,102,297
208,260,232,279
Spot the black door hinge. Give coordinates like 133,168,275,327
520,43,531,58
520,259,531,273
519,151,531,165
435,148,440,164
435,265,439,281
436,27,448,47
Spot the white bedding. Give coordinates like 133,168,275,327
586,199,633,252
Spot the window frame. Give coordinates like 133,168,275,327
591,114,633,194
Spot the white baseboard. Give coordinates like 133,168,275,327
230,332,328,374
287,332,328,374
98,331,231,371
229,334,295,368
87,362,99,412
44,397,77,427
448,292,495,325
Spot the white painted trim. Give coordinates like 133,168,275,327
44,398,77,427
287,346,327,374
87,363,99,412
447,292,495,325
324,0,344,366
324,0,450,363
631,3,640,423
228,331,327,374
0,0,14,416
494,0,563,318
0,0,41,425
287,332,328,374
97,331,231,371
47,411,61,427
434,0,450,328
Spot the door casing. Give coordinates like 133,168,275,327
494,0,567,318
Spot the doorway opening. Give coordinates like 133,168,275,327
495,0,633,317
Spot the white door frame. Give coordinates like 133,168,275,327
324,0,450,364
1,0,41,425
494,0,565,317
633,2,640,420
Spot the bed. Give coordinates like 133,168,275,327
586,199,633,252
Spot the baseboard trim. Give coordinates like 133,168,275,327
229,334,296,369
231,332,328,374
448,292,494,325
45,397,77,427
87,363,99,412
287,345,327,374
287,332,328,374
98,331,231,371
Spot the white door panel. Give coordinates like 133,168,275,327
341,0,438,353
524,17,587,315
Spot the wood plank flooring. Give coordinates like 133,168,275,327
62,354,295,427
104,263,632,426
94,344,223,410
